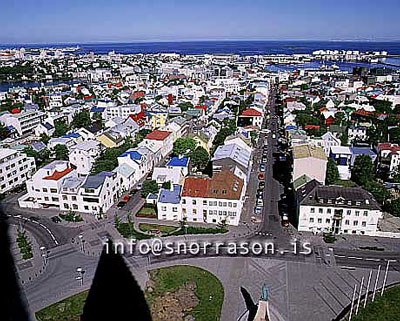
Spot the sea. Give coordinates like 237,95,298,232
1,40,400,91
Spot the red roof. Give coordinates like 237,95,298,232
182,177,210,198
353,109,374,117
241,108,262,117
195,105,207,111
145,130,171,141
305,125,320,129
43,168,73,181
377,143,400,153
129,111,146,126
131,91,145,99
11,108,21,114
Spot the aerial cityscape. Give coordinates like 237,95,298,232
2,1,400,321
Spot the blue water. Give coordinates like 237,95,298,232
2,40,400,56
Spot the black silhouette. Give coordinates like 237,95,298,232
240,287,258,321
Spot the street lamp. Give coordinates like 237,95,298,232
78,234,85,252
40,246,48,265
76,267,85,286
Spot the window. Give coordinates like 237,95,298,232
233,203,237,208
84,206,89,210
50,188,57,193
73,204,78,210
193,209,197,214
310,208,315,213
182,199,186,204
353,221,358,226
161,206,167,211
309,218,314,223
347,210,351,215
355,211,360,216
363,211,368,216
327,209,332,214
64,204,69,209
72,196,77,201
219,201,223,207
326,219,330,224
362,221,366,227
173,207,177,212
228,202,232,207
318,218,322,223
62,195,67,200
345,220,350,225
43,188,48,192
318,208,323,214
203,210,207,215
203,200,207,205
192,200,196,205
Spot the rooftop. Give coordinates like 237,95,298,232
293,144,327,161
167,156,189,167
145,130,172,141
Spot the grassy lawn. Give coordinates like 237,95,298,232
36,290,88,321
147,265,224,321
139,223,178,234
16,229,33,260
171,226,228,236
136,206,157,218
351,286,400,321
115,222,152,240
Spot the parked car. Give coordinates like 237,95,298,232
258,173,265,180
257,198,264,207
51,216,61,223
117,201,127,208
258,181,265,189
122,195,131,202
254,206,263,215
256,189,264,197
260,164,266,172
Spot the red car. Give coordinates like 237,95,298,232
122,195,131,202
258,173,265,180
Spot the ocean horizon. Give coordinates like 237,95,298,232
2,40,400,56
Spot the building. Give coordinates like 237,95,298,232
69,140,101,175
0,148,36,194
329,146,352,180
140,130,173,164
377,143,400,174
292,144,327,184
157,184,182,221
0,110,45,136
180,170,244,226
18,161,120,215
297,181,382,236
237,108,264,128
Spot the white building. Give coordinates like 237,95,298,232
0,148,36,194
0,110,45,136
297,181,382,236
292,145,327,184
69,140,101,175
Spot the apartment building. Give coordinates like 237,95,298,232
297,180,382,236
0,110,45,136
18,160,120,215
292,144,327,184
0,148,36,194
180,170,244,226
69,140,101,175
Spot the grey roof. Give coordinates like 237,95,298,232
62,176,85,189
212,143,251,168
82,171,114,189
113,163,135,177
158,184,182,204
31,141,46,152
298,181,381,211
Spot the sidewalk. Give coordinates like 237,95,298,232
9,225,47,285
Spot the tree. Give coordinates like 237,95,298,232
54,121,69,137
161,181,171,190
326,158,340,185
54,144,69,160
141,180,159,198
351,155,375,186
364,181,391,205
72,110,91,128
173,137,196,156
385,198,400,217
0,123,10,139
40,133,50,144
191,146,209,171
178,102,193,112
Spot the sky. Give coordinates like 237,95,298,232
1,0,400,44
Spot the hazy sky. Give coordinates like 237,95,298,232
1,0,400,44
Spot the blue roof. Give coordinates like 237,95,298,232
32,141,46,152
167,157,189,167
286,125,297,130
158,185,181,204
351,147,376,156
90,107,105,113
120,150,142,161
43,122,54,130
7,125,15,131
62,132,81,139
82,171,114,189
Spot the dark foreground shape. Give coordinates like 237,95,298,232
81,241,152,321
0,209,31,321
240,286,258,321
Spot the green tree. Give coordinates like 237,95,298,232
40,133,50,144
141,180,159,198
54,121,69,137
326,158,340,185
351,155,375,186
54,144,69,160
364,181,391,205
0,123,10,139
161,181,171,190
72,110,91,128
173,137,197,156
178,102,193,112
385,198,400,217
191,146,209,170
